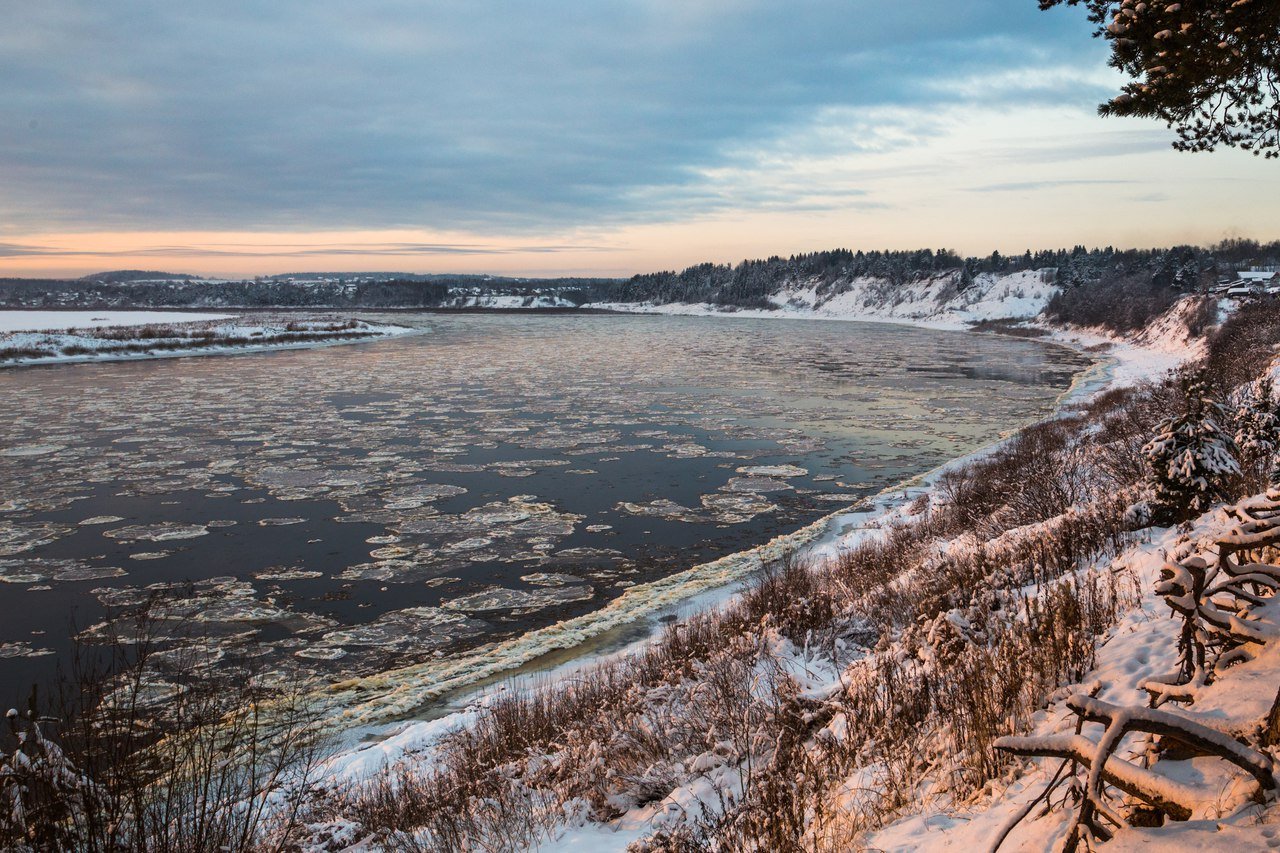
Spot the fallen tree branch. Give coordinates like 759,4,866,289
995,732,1197,821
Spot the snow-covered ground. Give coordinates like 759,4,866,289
866,496,1280,852
1038,295,1213,388
589,269,1060,331
0,310,231,333
446,294,578,309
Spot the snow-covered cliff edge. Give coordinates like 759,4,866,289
591,269,1059,330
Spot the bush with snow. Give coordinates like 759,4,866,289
1142,369,1240,524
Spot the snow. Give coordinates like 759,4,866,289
590,269,1060,331
0,310,230,333
1041,296,1211,388
448,295,577,309
866,495,1280,851
0,315,415,367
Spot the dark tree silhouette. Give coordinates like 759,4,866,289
1041,0,1280,157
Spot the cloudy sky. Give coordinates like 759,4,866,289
2,0,1278,278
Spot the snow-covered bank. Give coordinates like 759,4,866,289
591,270,1206,392
1038,294,1214,388
589,269,1059,331
445,294,579,309
0,314,414,367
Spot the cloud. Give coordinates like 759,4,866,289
967,179,1136,193
0,240,618,260
0,1,1111,234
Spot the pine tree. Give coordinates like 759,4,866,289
1234,375,1280,486
1143,369,1241,524
1038,0,1280,158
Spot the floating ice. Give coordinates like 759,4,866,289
520,572,585,586
316,607,486,651
53,565,127,582
0,522,71,555
79,515,125,526
723,476,795,493
0,560,47,584
442,584,595,612
701,492,776,523
0,641,54,658
737,464,807,478
1,444,63,457
255,568,325,581
619,498,703,523
104,522,209,542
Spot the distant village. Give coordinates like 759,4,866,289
1218,266,1280,298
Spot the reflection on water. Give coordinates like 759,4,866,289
0,313,1090,700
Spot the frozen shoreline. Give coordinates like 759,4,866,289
0,312,418,367
310,307,1197,792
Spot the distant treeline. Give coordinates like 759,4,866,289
0,276,617,309
614,240,1280,309
4,240,1279,311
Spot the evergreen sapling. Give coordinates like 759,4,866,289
1143,370,1240,524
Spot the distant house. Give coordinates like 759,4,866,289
1222,268,1280,298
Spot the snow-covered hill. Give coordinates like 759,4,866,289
591,269,1059,330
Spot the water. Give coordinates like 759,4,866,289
0,313,1091,705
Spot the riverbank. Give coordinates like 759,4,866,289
305,304,1201,812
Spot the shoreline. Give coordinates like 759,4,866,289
0,313,420,368
310,309,1185,778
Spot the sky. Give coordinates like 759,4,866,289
2,0,1278,279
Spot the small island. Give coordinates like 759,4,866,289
0,312,411,366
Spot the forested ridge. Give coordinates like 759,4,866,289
4,240,1280,312
617,240,1280,308
0,276,615,309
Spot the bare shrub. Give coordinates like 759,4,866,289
0,605,326,852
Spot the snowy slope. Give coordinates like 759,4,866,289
1042,296,1213,388
446,294,578,309
590,269,1059,330
868,499,1280,852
